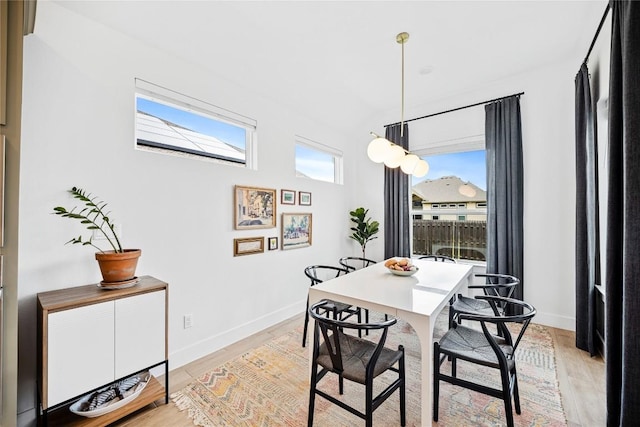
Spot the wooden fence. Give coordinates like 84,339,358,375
413,220,487,261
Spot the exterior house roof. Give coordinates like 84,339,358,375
136,111,245,162
412,176,486,203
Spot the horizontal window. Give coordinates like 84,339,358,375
295,136,343,184
135,79,256,168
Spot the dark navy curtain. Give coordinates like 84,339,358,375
485,96,524,311
606,0,640,424
384,124,410,258
575,63,601,356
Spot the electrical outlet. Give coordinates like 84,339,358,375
184,314,193,329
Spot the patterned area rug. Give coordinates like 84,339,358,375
171,311,567,426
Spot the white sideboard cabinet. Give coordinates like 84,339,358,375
37,276,168,426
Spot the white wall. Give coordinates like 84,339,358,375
361,57,583,331
17,3,372,423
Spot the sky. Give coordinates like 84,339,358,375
295,145,334,183
412,150,486,190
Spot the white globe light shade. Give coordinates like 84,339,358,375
400,154,420,174
367,137,391,163
459,183,477,197
384,145,406,168
412,159,429,178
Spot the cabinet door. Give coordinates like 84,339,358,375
47,301,115,407
114,290,165,378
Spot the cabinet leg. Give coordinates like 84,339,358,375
165,361,169,404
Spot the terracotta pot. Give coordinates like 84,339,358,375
95,249,142,283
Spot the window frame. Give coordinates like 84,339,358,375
294,135,343,184
134,79,257,169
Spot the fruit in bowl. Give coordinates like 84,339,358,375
384,258,419,276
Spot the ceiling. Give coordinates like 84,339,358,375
52,0,607,134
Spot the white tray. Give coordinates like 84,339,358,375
69,372,150,418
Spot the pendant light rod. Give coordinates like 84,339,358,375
397,32,409,137
384,91,524,128
367,31,429,178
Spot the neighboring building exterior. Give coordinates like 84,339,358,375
412,176,487,221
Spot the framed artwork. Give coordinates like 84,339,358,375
281,189,295,205
282,213,312,250
234,185,276,230
268,237,278,250
299,191,312,206
234,237,264,256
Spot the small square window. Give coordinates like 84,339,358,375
295,136,343,184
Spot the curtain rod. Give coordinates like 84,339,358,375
384,92,524,128
584,3,611,65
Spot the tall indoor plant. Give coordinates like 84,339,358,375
349,207,379,260
53,186,141,284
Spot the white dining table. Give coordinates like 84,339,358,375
307,258,474,426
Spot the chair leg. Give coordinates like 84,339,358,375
448,296,455,328
500,367,515,427
451,355,457,377
307,363,318,427
357,309,362,338
339,374,344,395
399,346,406,426
512,367,521,414
302,299,310,348
365,379,374,427
433,342,440,422
364,308,369,335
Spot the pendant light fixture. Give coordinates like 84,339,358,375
458,181,477,198
367,32,429,178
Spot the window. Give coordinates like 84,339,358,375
295,136,343,184
135,79,257,168
411,150,487,261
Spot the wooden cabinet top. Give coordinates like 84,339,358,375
38,275,167,312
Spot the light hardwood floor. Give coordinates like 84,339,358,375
115,315,605,427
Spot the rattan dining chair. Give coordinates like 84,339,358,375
302,265,362,347
418,254,457,263
338,256,377,272
433,296,536,427
307,301,406,427
338,257,379,325
450,273,520,326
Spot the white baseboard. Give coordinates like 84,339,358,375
533,311,575,331
169,300,304,370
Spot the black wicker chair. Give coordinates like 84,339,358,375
418,254,457,263
307,301,406,427
433,296,536,427
450,273,520,326
302,265,361,347
338,257,379,325
338,256,377,271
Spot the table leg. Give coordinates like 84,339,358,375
399,311,433,426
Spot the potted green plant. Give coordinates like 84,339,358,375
349,207,379,260
53,186,141,284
